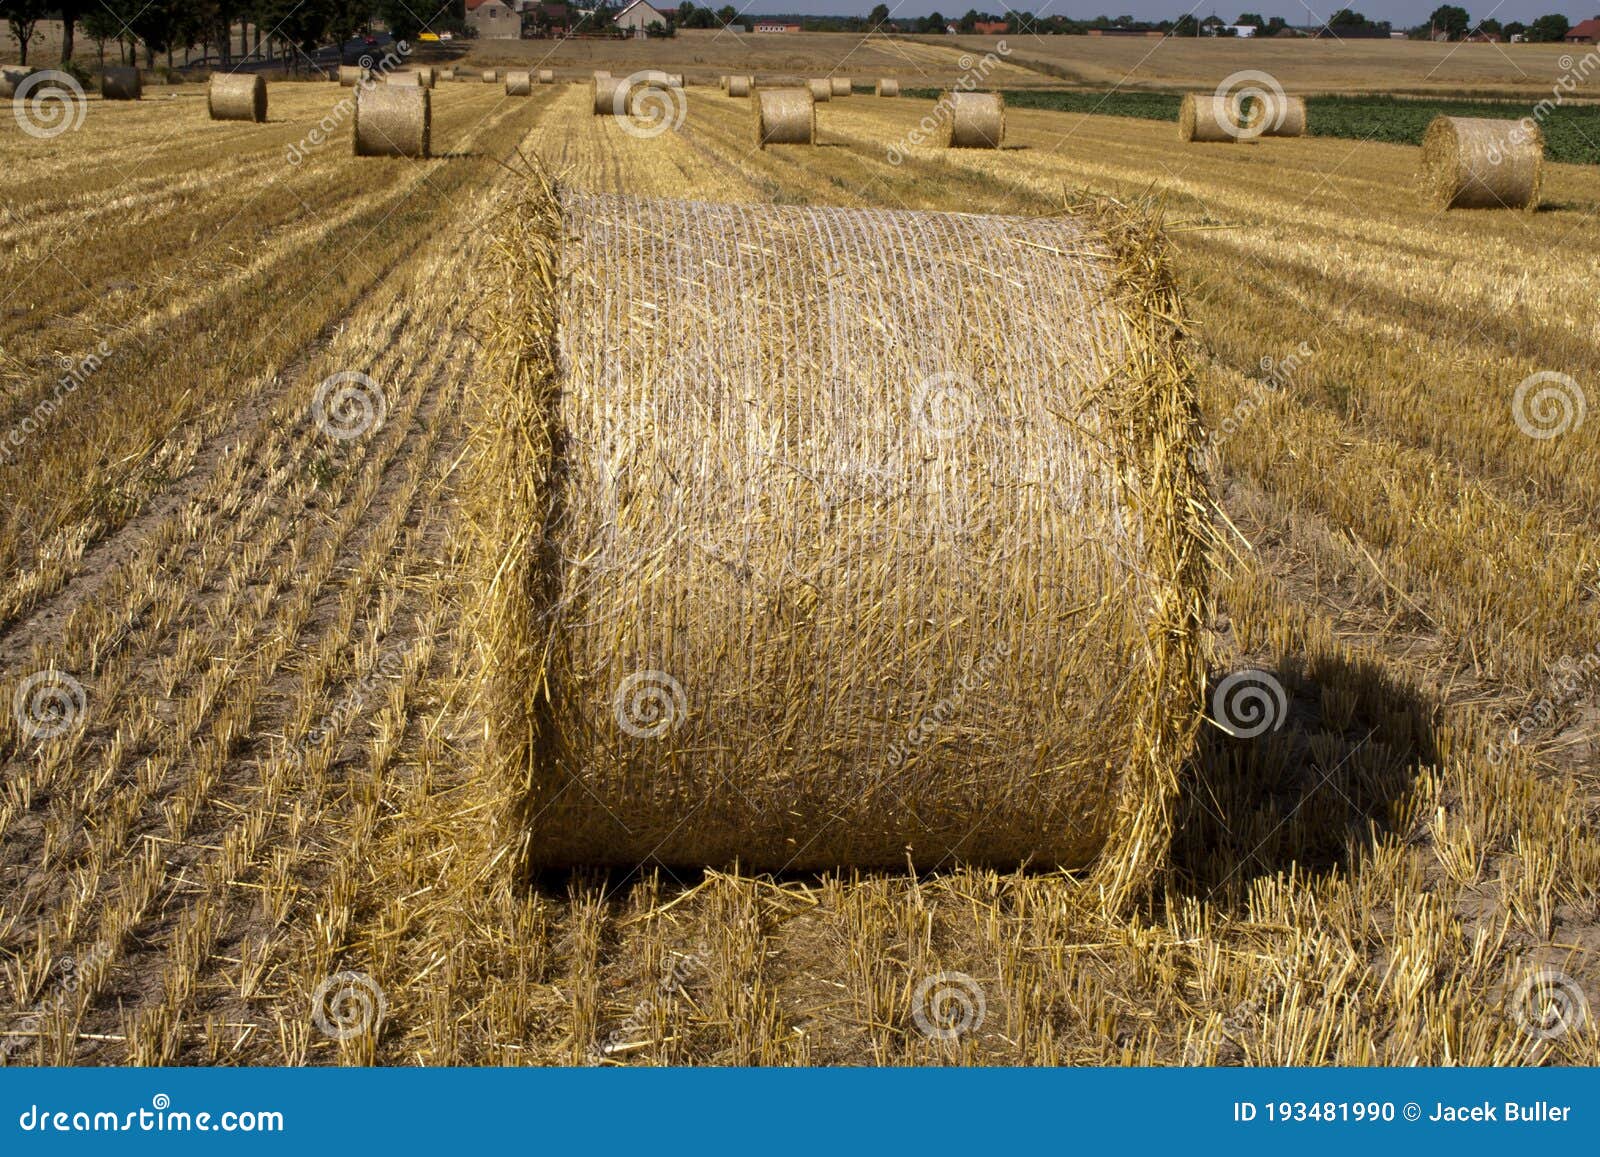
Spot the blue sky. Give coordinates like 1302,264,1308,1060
769,2,1600,24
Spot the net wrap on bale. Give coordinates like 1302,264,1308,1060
207,72,266,122
1420,115,1543,210
353,84,430,157
474,171,1211,906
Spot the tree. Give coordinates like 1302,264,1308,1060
1263,15,1288,33
1527,13,1569,40
80,0,125,63
1475,16,1502,34
1235,12,1264,27
1172,13,1199,35
868,3,890,30
717,5,738,27
1328,7,1366,26
1428,4,1470,39
56,0,87,62
2,0,49,63
1503,20,1526,38
378,0,425,43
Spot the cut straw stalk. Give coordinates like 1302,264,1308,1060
1419,115,1543,210
207,73,266,122
477,171,1211,910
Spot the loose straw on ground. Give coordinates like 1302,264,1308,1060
353,84,430,157
207,72,266,122
476,168,1212,911
754,87,815,147
940,90,1004,148
1419,115,1543,211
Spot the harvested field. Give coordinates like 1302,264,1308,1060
1,71,1598,1069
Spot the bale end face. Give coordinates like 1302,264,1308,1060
207,72,267,122
1419,115,1543,211
940,90,1004,148
101,67,142,100
754,87,816,148
353,84,431,158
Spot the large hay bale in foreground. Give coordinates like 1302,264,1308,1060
353,84,430,157
337,65,365,87
876,78,900,97
940,90,1004,148
0,66,29,98
726,74,752,97
1243,92,1305,137
753,87,815,147
830,76,852,96
477,177,1210,904
807,78,832,102
207,72,266,122
1178,93,1236,142
1420,115,1543,210
506,70,532,95
101,67,142,100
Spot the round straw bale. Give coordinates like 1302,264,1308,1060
830,76,851,96
1242,92,1305,137
1178,93,1236,142
440,67,455,81
726,74,752,98
207,72,266,122
353,83,430,157
337,64,365,86
592,73,626,115
875,78,900,97
482,69,497,83
538,69,554,84
506,70,532,95
1419,115,1543,211
807,78,832,102
0,66,30,98
940,90,1004,148
753,86,815,147
101,66,142,100
478,181,1210,902
719,74,729,90
667,73,684,88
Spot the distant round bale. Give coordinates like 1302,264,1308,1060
726,74,752,97
337,64,365,87
875,78,899,97
593,73,626,115
940,90,1004,148
207,72,266,122
353,83,431,157
1420,115,1543,210
506,70,532,95
101,67,142,100
0,66,29,98
1243,92,1305,137
538,69,554,84
1178,93,1238,142
439,67,456,81
807,78,832,102
754,86,815,147
830,76,852,96
482,69,497,83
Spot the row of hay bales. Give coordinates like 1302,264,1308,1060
0,64,143,99
716,74,900,99
1177,88,1543,210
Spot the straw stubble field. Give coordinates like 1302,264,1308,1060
1,76,1598,1066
